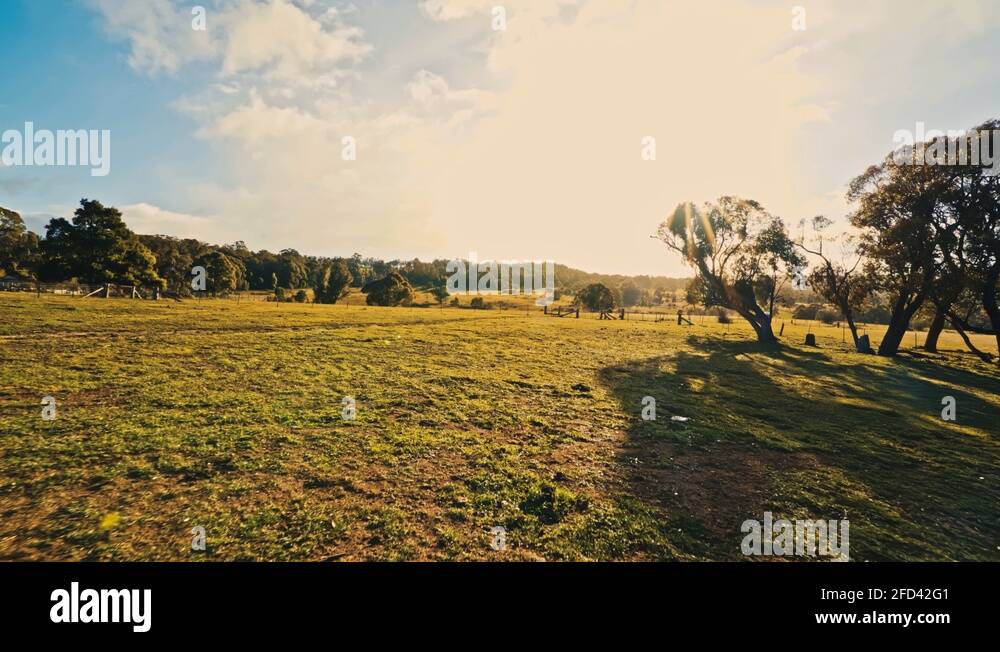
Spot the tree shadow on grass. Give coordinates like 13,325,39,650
598,335,1000,561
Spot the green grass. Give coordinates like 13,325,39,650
0,293,997,560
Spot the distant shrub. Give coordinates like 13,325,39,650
470,296,486,309
294,289,308,303
816,308,839,324
574,282,615,312
361,271,414,306
717,311,732,324
430,284,450,304
449,297,460,307
793,303,821,320
856,305,892,325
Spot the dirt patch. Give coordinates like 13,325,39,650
618,439,822,540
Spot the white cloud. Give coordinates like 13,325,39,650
91,0,369,83
89,0,214,74
419,0,576,22
219,0,369,81
119,203,218,237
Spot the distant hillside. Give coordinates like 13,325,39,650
553,263,689,294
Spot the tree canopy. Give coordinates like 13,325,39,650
40,199,163,288
314,259,353,304
361,271,414,306
575,282,616,312
655,197,803,345
0,207,40,279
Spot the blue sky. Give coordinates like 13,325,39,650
3,0,1000,276
1,1,219,217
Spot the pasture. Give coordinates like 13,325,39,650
0,293,997,560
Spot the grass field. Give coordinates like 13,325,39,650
0,293,997,561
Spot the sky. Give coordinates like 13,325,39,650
2,0,1000,276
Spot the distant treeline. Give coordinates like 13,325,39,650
0,199,692,302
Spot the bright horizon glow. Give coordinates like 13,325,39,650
3,0,1000,277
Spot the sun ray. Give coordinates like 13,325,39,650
684,202,696,261
699,205,717,253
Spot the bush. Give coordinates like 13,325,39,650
793,303,821,320
856,305,892,325
717,311,732,324
361,271,414,306
816,308,839,324
575,283,616,312
470,296,487,309
294,289,308,303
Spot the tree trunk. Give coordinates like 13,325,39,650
878,297,923,356
845,314,860,347
748,313,778,346
878,313,909,356
950,317,994,362
982,263,1000,358
923,309,947,352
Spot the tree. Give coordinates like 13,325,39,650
245,250,279,290
796,215,872,348
430,282,450,305
39,199,164,288
937,283,994,361
847,152,952,356
361,271,414,306
0,207,40,279
347,253,372,287
945,120,1000,357
574,283,615,312
277,249,308,288
314,259,353,304
846,122,1000,359
194,250,240,295
139,235,197,294
684,276,705,306
655,197,803,345
620,282,643,307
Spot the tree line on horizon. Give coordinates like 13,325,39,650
0,199,691,306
